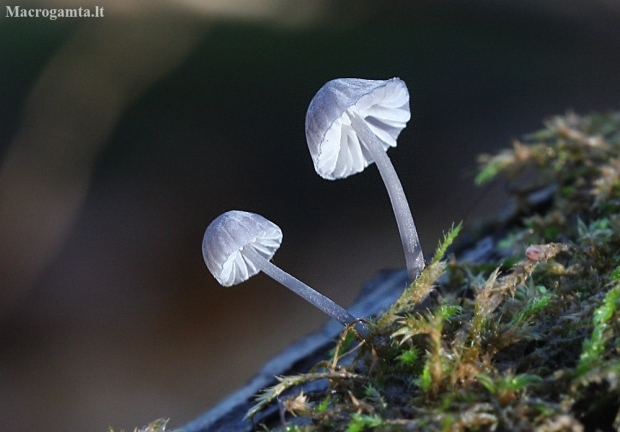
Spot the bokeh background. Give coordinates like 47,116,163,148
2,1,620,430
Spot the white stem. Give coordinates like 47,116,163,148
243,247,370,338
349,112,425,282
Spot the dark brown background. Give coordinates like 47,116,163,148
2,1,620,430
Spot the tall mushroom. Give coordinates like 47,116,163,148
305,77,424,282
202,210,370,337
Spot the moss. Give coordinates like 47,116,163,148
119,111,620,431
108,418,182,432
241,111,620,431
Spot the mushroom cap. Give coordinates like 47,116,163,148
305,77,410,180
202,210,282,287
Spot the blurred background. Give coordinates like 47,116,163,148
1,0,620,430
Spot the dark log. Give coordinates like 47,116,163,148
181,269,408,432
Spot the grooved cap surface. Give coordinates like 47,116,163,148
202,210,282,286
305,77,410,180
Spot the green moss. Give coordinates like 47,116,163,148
108,418,181,432
242,111,620,431
116,111,620,431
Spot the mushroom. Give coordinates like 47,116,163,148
202,210,370,337
305,77,424,282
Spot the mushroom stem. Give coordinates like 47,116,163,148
242,246,370,338
348,111,425,282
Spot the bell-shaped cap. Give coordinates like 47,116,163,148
202,210,282,287
305,77,410,180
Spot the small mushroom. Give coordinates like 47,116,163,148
305,77,424,282
202,210,369,337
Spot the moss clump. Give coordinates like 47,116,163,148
246,111,620,431
109,418,182,432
